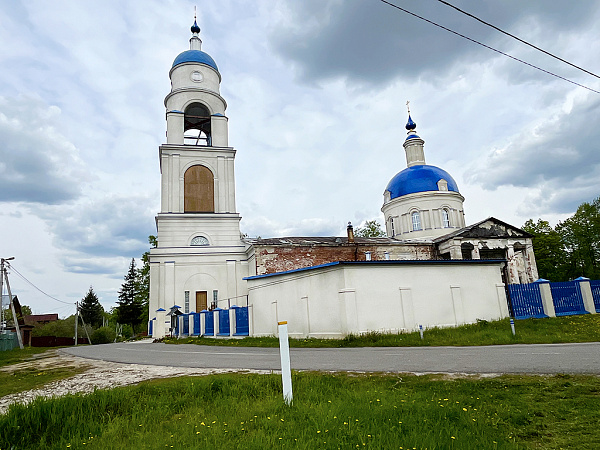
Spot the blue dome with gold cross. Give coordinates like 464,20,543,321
385,165,460,199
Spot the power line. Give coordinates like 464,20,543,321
436,0,600,80
378,0,600,94
8,264,72,305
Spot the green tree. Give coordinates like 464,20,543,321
79,286,104,328
32,315,93,338
116,258,143,330
2,304,32,326
522,219,567,281
134,235,157,327
556,197,600,280
355,220,385,238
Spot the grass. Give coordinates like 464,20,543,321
1,371,600,449
163,314,600,348
0,348,88,398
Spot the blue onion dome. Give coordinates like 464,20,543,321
385,165,460,199
191,19,201,34
406,114,416,131
172,50,219,71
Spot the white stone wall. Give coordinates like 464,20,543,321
247,261,508,338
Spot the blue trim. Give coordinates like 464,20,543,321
244,259,505,281
172,50,218,71
156,308,166,312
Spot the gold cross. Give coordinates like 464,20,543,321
406,100,410,115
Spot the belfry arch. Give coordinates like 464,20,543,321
184,103,211,146
184,165,214,212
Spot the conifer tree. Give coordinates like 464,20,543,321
116,258,143,329
80,286,104,328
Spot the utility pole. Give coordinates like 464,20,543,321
1,257,23,349
74,301,79,346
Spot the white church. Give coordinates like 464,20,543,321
148,22,539,339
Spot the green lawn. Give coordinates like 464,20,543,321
1,372,599,449
164,314,600,348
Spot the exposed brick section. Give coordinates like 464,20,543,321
249,237,434,275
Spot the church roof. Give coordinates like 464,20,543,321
245,236,411,246
172,50,219,72
433,217,533,243
385,164,459,199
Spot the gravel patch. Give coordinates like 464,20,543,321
0,350,270,415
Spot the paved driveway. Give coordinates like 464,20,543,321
61,341,600,374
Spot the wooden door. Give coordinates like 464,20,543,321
196,291,207,312
184,165,214,212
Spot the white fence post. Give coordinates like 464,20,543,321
278,321,293,405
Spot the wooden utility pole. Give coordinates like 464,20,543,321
1,257,23,349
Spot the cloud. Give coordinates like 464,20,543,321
468,93,600,214
270,0,598,87
0,96,86,204
34,194,156,264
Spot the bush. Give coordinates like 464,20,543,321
91,327,116,345
32,315,93,338
121,324,133,339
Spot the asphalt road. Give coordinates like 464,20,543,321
60,341,600,374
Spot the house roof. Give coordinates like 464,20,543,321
244,236,431,246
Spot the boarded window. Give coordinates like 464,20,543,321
184,165,214,212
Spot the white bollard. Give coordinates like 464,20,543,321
419,324,424,340
510,318,516,336
278,321,293,405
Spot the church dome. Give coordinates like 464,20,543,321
172,50,219,72
385,164,459,199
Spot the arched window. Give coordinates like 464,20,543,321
184,103,211,146
190,236,209,246
390,217,395,237
411,212,422,231
442,208,451,228
184,165,214,212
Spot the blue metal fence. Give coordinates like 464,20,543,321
192,313,201,336
203,310,214,335
216,308,230,336
508,283,547,319
233,306,249,336
590,280,600,312
182,314,190,335
550,281,588,316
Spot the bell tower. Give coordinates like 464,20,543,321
149,20,249,318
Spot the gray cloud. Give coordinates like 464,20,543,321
35,194,156,264
271,0,598,86
0,96,86,204
468,93,600,214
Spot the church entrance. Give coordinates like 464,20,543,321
196,291,207,312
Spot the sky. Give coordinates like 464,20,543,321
1,0,599,316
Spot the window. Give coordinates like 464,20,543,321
390,217,395,237
184,291,190,313
411,212,422,231
442,209,451,228
212,290,218,309
184,103,211,146
184,165,214,212
191,236,209,246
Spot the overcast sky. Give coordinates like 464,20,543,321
1,0,599,316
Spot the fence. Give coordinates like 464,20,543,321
0,331,19,351
508,278,599,319
156,305,250,339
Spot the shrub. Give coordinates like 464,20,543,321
91,327,116,345
121,324,133,339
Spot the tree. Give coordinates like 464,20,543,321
80,286,104,328
522,219,567,281
355,220,385,238
134,236,157,327
2,304,32,326
116,258,143,329
556,197,600,280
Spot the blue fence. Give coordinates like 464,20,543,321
508,283,547,319
217,309,230,336
590,280,600,312
203,310,214,335
550,282,588,316
233,306,249,336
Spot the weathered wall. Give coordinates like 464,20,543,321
253,242,434,275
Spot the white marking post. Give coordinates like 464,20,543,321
278,321,293,405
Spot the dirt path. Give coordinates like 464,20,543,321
0,348,269,415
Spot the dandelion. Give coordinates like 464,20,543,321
317,430,321,434
196,432,200,435
451,436,456,439
462,408,468,411
281,419,284,422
